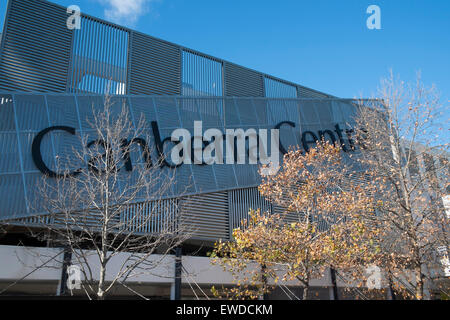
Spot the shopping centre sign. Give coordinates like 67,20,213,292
31,120,359,178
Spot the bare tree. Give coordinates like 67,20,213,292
354,70,449,299
28,94,190,299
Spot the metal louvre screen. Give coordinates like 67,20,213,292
180,191,229,241
224,62,264,97
69,16,129,95
0,0,333,102
298,86,331,98
0,0,72,92
264,77,298,98
0,93,364,222
228,187,272,234
227,187,303,235
182,50,223,96
128,32,181,95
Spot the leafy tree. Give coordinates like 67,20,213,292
211,142,380,300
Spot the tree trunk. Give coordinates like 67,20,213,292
303,285,309,300
97,263,106,300
330,267,339,300
415,270,424,300
261,264,268,300
387,274,396,300
97,290,104,300
97,248,107,300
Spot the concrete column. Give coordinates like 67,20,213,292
329,267,339,300
170,247,182,300
56,247,72,296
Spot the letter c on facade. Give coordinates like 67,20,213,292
32,126,80,178
274,121,296,155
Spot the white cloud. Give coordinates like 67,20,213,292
100,0,151,26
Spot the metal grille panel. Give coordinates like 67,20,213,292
224,62,264,97
128,32,181,95
180,191,229,241
0,0,72,92
297,86,331,99
264,77,298,98
228,187,272,234
69,17,129,95
0,0,333,101
182,50,223,96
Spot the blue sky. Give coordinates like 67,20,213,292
1,0,449,103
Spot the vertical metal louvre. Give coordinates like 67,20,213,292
228,187,272,234
264,77,298,98
121,198,178,234
69,16,129,95
182,50,223,96
0,0,72,92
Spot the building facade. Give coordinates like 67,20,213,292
0,0,447,298
0,0,366,242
